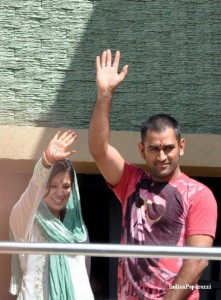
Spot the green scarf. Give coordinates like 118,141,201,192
35,165,87,300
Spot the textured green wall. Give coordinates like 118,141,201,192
0,0,220,133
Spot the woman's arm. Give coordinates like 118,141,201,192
9,158,52,241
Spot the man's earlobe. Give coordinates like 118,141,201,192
179,138,185,156
138,142,145,159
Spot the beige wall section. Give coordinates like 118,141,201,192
0,125,220,175
0,125,220,299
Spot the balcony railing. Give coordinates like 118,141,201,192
1,242,221,260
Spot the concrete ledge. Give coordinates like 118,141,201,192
0,125,221,177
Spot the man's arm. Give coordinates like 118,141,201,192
89,49,128,186
163,234,213,300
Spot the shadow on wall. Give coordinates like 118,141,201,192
35,0,221,133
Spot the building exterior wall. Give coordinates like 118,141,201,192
0,0,220,133
0,1,221,299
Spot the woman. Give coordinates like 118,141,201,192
9,130,94,300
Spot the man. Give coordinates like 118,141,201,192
88,49,217,300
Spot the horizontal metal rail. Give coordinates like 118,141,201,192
0,242,221,260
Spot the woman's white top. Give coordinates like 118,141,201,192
9,158,94,300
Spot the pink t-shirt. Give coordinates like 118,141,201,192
110,163,217,300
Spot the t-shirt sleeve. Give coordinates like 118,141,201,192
109,162,144,206
186,187,217,239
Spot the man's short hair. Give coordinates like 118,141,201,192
140,114,181,143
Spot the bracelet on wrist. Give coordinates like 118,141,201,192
43,151,54,166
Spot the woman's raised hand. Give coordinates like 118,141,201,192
43,130,77,166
